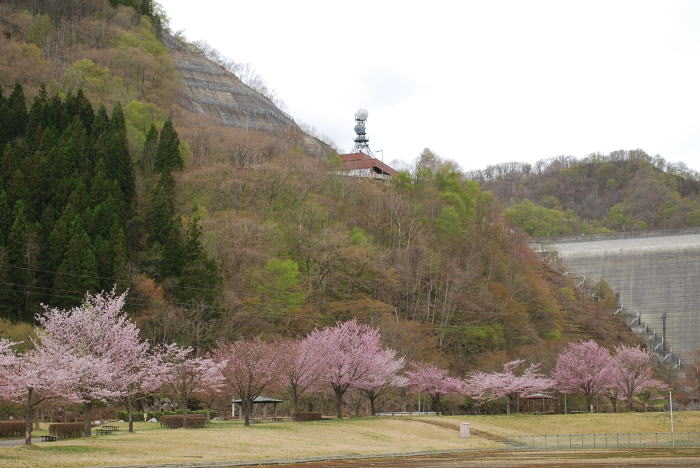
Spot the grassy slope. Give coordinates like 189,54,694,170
3,413,700,467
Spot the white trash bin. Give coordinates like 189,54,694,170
460,422,470,438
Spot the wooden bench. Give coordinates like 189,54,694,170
41,435,57,442
101,425,118,431
95,428,113,435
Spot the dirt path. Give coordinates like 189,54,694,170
408,417,511,443
269,448,700,468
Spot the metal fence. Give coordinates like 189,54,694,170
508,432,700,450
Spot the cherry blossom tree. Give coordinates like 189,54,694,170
36,290,142,436
552,340,613,411
0,339,68,445
357,348,405,416
306,320,384,418
468,360,553,414
612,344,666,411
212,338,285,426
405,362,464,413
277,338,322,421
114,348,165,432
160,344,222,427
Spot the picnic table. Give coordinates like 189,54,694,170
41,435,57,442
101,425,118,431
96,428,114,435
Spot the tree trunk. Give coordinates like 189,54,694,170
610,397,618,413
127,398,134,433
84,401,92,437
585,394,593,413
431,394,440,413
334,387,345,419
290,387,299,422
24,390,33,446
243,399,251,427
369,394,376,416
182,397,188,428
506,397,511,415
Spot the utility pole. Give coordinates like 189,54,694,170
670,390,675,447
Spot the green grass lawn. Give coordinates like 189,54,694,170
0,412,698,468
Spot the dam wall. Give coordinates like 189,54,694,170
534,232,700,363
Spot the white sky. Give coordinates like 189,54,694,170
163,0,700,172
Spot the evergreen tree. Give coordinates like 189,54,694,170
6,202,37,321
146,172,177,245
53,224,100,307
46,204,77,277
0,191,10,245
66,89,94,135
6,83,27,141
155,119,183,173
91,105,110,142
139,124,159,175
176,217,221,305
161,225,184,279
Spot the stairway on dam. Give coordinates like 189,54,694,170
533,229,700,365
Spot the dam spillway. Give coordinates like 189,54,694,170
534,230,700,362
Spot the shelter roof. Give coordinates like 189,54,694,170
231,396,284,404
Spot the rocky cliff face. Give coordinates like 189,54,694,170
164,34,332,158
164,34,295,132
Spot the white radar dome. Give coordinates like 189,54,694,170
355,108,368,120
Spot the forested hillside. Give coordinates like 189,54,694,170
470,150,700,237
0,0,639,373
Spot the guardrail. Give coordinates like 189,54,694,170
532,227,700,244
508,432,700,449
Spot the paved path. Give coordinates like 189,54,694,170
0,437,40,446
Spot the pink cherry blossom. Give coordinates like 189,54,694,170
357,348,405,415
305,319,385,418
467,359,553,413
405,362,464,412
552,340,613,411
159,344,222,426
212,338,285,426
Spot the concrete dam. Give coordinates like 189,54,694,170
533,229,700,365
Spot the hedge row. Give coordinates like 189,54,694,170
116,409,218,421
49,423,84,438
295,412,322,422
0,421,26,437
159,414,208,429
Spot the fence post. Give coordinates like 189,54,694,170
569,434,572,449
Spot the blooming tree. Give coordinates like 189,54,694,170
212,338,285,426
306,320,384,418
0,339,68,445
357,348,405,416
114,347,165,433
160,344,222,427
611,344,666,411
277,338,322,421
552,340,613,411
468,359,553,414
405,362,464,412
37,290,142,436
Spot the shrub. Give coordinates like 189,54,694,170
159,414,208,429
0,421,26,437
116,409,218,421
295,412,322,422
49,422,84,438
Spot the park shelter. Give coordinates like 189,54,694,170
521,393,557,414
231,396,283,419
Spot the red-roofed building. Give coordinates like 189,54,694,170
340,152,397,179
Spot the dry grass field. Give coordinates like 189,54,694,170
0,412,698,468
